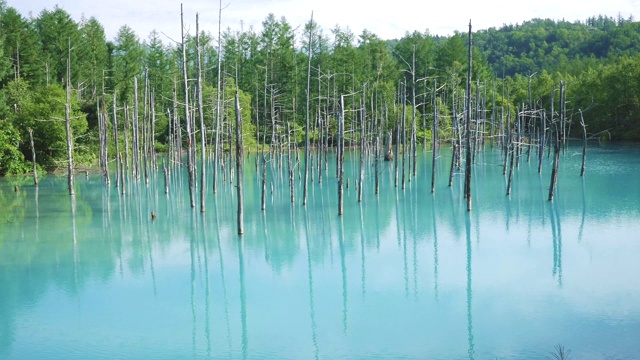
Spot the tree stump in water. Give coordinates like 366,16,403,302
384,149,394,161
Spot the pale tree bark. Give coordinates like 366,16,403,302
65,40,74,196
235,85,244,235
181,4,195,207
113,91,120,188
579,109,586,177
28,128,37,186
213,0,223,194
431,78,438,194
303,11,314,206
196,13,206,212
464,20,473,211
338,94,345,216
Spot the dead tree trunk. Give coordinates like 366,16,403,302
506,143,515,195
288,122,294,203
65,43,74,196
119,152,125,195
181,4,195,208
28,128,37,186
375,135,380,195
113,91,120,188
101,93,110,185
411,47,417,178
358,97,365,202
303,11,314,206
338,94,345,216
235,87,244,235
213,0,223,194
401,81,407,190
196,13,206,212
133,76,140,180
464,20,473,211
548,125,560,201
579,109,586,177
448,143,457,187
431,78,438,194
538,109,545,173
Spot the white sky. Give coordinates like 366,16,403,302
11,0,640,43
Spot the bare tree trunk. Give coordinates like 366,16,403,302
101,93,110,185
411,47,417,178
163,159,169,194
113,91,120,188
235,86,244,235
464,21,473,211
579,109,586,177
28,128,38,186
142,69,149,184
338,94,345,216
133,76,140,180
151,92,156,170
173,85,182,168
506,143,515,195
288,122,295,203
181,4,195,208
375,135,379,195
548,126,560,201
65,42,74,196
401,81,407,190
303,11,314,206
213,0,223,194
358,96,365,202
259,153,266,210
431,78,438,194
119,152,125,195
448,143,457,187
538,109,545,173
196,13,206,212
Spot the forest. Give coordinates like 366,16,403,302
0,1,639,176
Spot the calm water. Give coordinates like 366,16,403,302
1,143,640,360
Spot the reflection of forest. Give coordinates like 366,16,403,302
0,145,639,356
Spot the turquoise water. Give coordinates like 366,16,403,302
1,143,640,359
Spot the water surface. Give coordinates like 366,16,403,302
1,143,640,359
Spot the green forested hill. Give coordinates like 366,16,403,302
0,1,639,175
473,15,640,76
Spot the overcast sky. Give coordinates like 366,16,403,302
12,0,640,43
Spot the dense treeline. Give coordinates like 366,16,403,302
0,1,639,175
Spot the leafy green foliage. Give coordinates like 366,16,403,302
1,6,640,178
